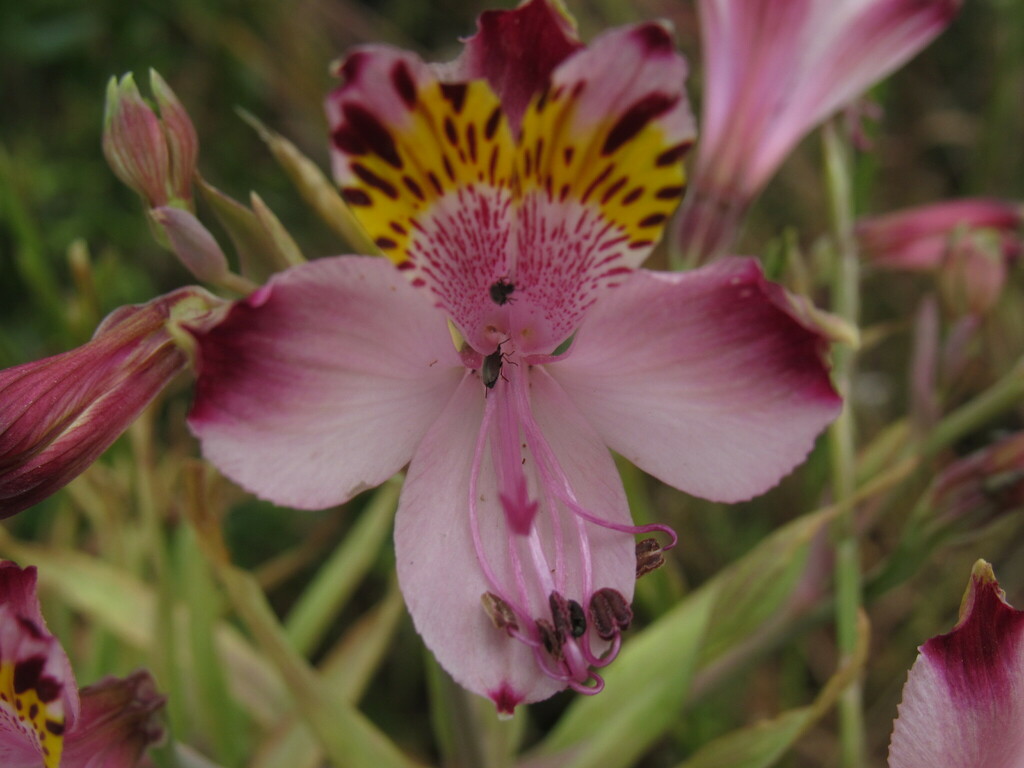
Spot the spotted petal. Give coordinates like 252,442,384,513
0,562,78,768
888,561,1024,768
188,256,462,510
548,259,841,502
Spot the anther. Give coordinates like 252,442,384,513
589,588,633,640
549,591,573,640
536,618,564,660
635,538,665,579
481,592,519,635
568,599,587,638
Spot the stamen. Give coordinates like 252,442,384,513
589,588,633,640
481,592,519,635
536,618,564,660
635,537,666,578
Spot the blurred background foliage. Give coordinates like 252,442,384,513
1,0,1023,766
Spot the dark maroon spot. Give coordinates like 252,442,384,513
656,184,685,199
484,107,502,140
581,164,613,204
35,677,60,704
342,104,403,169
17,618,44,640
440,83,468,113
338,52,367,83
522,149,532,178
559,183,570,202
28,704,37,719
443,116,459,147
391,61,417,108
45,720,64,736
535,85,550,113
632,23,674,53
411,277,426,287
488,146,500,183
341,187,372,206
571,80,586,98
375,237,398,249
442,155,456,182
390,221,407,235
603,93,679,156
534,138,545,168
629,239,654,249
13,657,44,694
552,84,565,101
466,123,478,163
351,164,398,199
402,176,424,201
397,261,416,271
622,186,644,205
639,212,668,228
656,141,693,166
427,171,443,195
563,146,574,165
331,124,367,156
601,177,627,204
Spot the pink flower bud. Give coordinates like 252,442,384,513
0,287,224,517
150,207,230,283
102,71,198,209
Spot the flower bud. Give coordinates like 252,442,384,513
102,71,198,210
150,206,230,283
0,287,224,517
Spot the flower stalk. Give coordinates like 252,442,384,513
823,118,865,768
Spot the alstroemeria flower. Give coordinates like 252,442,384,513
858,199,1023,315
0,561,165,768
889,560,1024,768
0,287,224,518
675,0,962,261
187,0,841,711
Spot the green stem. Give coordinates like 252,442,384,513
822,119,865,768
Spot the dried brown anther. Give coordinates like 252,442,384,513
568,599,587,638
536,618,564,660
589,587,633,640
635,537,665,579
481,592,519,634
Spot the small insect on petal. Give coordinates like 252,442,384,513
489,278,516,305
635,537,665,578
481,591,519,634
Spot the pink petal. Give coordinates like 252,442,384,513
508,21,696,353
62,671,165,768
888,561,1024,768
188,256,462,510
678,0,961,259
394,371,634,710
0,562,79,768
548,259,840,502
0,287,219,518
439,0,583,131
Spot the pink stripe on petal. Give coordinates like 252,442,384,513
188,256,462,510
889,562,1024,768
549,259,840,502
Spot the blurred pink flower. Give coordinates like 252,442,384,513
676,0,962,261
0,288,224,518
0,561,164,768
187,0,842,712
889,560,1024,768
858,199,1023,314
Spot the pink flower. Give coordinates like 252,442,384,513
888,560,1024,768
858,199,1023,314
676,0,962,261
0,288,224,518
0,561,164,768
187,0,841,712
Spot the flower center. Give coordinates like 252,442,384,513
465,338,676,694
